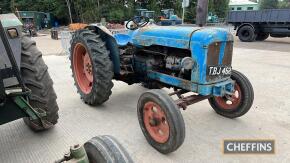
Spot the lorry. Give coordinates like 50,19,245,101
228,9,290,42
70,16,254,154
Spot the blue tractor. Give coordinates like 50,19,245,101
159,9,182,26
70,17,254,154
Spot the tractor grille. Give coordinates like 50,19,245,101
206,42,221,66
206,41,233,81
222,41,233,66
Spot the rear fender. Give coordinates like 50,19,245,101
86,25,121,75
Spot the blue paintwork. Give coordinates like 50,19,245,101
114,26,201,49
148,71,234,96
114,34,132,46
94,24,235,96
190,28,234,85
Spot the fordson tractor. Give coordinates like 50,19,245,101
70,17,254,154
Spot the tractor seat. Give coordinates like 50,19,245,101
114,33,131,47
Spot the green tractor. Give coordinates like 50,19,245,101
1,14,134,163
0,14,59,131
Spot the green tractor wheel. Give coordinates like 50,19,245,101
21,36,59,131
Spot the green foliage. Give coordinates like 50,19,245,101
10,0,69,23
278,0,290,8
259,0,279,9
209,0,229,18
2,0,231,24
0,0,11,14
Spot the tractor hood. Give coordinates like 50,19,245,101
130,25,201,49
113,25,233,50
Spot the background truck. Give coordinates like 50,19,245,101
228,9,290,42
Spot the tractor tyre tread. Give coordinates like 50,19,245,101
84,135,133,163
137,89,185,154
70,30,114,106
208,70,254,118
21,36,59,131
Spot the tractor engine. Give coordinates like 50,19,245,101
119,45,194,83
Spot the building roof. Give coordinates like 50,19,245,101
229,0,258,6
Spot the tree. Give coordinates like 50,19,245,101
1,0,232,25
209,0,229,18
0,0,11,14
278,0,290,8
260,0,279,9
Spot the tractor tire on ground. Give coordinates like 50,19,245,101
255,33,269,41
238,25,256,42
21,36,59,131
70,29,114,106
137,89,185,154
84,135,133,163
208,70,254,118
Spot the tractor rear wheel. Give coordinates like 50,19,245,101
70,30,114,105
21,36,59,131
137,89,185,154
208,70,254,118
84,135,133,163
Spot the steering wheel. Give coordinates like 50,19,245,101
126,16,149,30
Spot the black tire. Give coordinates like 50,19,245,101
208,70,254,118
238,25,256,42
84,135,133,163
70,30,114,105
21,36,59,131
137,89,185,154
255,33,269,41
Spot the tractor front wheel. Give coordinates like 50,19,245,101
208,70,254,118
84,135,133,163
70,30,114,105
21,36,59,131
137,89,185,154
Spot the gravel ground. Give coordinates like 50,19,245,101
0,34,289,163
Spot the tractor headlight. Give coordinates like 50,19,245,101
181,57,195,70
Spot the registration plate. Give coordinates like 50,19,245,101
207,66,232,76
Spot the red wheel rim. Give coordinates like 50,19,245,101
73,43,93,94
214,84,242,110
143,102,170,143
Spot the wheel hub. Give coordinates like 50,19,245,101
83,53,93,82
73,43,93,94
143,102,169,143
214,84,242,110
